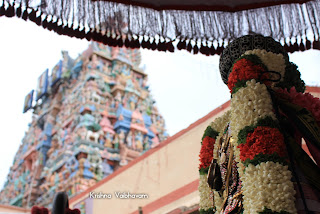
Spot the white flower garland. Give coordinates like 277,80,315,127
213,189,224,213
212,111,231,161
199,111,230,212
230,79,297,214
211,131,228,213
200,49,297,213
199,174,214,210
210,110,230,133
230,79,276,177
230,79,276,142
242,162,296,213
243,49,286,87
211,111,231,213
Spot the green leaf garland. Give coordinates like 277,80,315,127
275,62,305,93
243,153,288,167
202,126,219,141
199,167,209,175
231,80,248,96
237,116,280,145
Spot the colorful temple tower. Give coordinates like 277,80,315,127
0,42,168,208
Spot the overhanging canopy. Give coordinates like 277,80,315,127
90,0,313,11
0,0,320,55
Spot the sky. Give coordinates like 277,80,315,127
0,16,319,190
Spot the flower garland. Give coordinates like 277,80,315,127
198,111,230,213
276,87,320,124
244,49,305,93
199,136,216,173
210,111,231,132
228,56,268,93
243,49,286,84
276,63,306,93
230,79,276,142
198,125,217,213
228,50,297,213
199,174,215,213
242,162,296,213
228,49,305,94
238,126,287,162
211,111,231,212
211,111,231,166
199,48,308,213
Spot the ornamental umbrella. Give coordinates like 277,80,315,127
0,0,319,54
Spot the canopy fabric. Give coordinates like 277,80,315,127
0,0,320,55
90,0,312,11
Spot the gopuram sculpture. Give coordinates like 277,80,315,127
0,42,168,208
199,35,320,214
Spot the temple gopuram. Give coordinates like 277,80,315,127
0,42,168,209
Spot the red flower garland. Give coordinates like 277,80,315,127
199,136,215,169
31,206,80,214
238,126,286,162
277,87,320,123
31,206,49,214
228,58,269,93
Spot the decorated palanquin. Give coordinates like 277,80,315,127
0,42,168,208
199,35,320,214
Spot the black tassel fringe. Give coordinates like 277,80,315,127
3,7,320,55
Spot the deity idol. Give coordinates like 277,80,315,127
199,35,320,214
87,54,103,72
